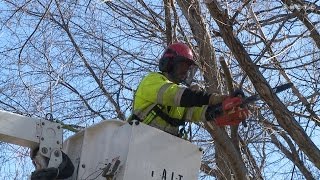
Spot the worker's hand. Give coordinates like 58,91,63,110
189,83,202,92
209,94,228,105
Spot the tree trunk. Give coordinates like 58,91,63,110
176,0,249,179
205,0,320,169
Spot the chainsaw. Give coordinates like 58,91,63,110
210,83,293,126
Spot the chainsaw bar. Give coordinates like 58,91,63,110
208,83,293,120
211,83,293,126
243,83,293,105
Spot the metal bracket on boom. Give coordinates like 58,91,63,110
37,118,63,168
0,110,63,169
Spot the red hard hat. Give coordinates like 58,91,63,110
159,42,195,72
162,42,193,60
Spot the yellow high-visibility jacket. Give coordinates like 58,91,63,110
132,72,209,136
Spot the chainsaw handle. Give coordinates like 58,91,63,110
231,89,248,127
232,89,245,98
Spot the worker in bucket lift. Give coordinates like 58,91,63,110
129,42,249,137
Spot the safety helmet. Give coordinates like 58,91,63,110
159,42,197,85
159,42,195,72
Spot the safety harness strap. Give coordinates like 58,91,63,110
152,105,185,127
131,105,185,127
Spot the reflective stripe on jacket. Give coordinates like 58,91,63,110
132,72,208,136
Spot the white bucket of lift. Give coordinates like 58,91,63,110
63,120,202,180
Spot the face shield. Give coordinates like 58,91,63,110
183,64,198,86
171,58,198,86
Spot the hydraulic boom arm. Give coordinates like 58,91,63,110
0,110,74,179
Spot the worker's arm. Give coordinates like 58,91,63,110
136,72,225,107
159,83,227,107
180,88,210,106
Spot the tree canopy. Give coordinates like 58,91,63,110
0,0,319,179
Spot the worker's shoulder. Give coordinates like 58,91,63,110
142,72,167,81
